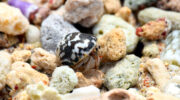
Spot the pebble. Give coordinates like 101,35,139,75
40,14,79,53
144,58,170,91
101,89,136,100
63,85,100,100
0,51,12,90
138,7,180,30
11,50,31,62
160,30,180,66
98,28,126,62
115,6,136,26
0,32,19,48
142,43,159,58
61,0,104,27
103,0,121,14
50,66,78,94
164,82,180,98
147,92,179,100
25,25,41,43
136,18,172,40
21,0,46,7
0,3,29,36
124,0,157,10
27,84,101,100
104,54,141,89
6,62,49,93
26,82,62,100
48,0,65,9
12,90,30,100
76,72,92,88
8,0,50,25
31,48,60,74
157,0,180,12
76,69,104,88
93,14,139,53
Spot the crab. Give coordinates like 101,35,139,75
56,32,101,72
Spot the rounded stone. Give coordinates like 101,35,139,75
40,14,79,53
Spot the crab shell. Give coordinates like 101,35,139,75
56,32,99,68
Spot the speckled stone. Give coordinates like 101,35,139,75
104,54,140,89
40,14,79,53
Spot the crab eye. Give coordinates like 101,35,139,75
96,47,98,51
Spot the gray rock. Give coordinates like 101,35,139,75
124,0,157,10
40,14,79,53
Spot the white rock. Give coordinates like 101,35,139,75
26,25,40,43
164,82,180,98
50,66,78,94
0,51,12,90
26,82,63,100
161,30,180,66
0,3,29,36
63,85,100,100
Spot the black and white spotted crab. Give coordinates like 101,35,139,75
56,32,101,72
